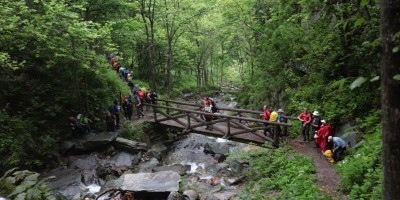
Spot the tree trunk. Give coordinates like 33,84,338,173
381,0,400,199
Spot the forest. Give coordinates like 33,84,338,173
0,0,399,199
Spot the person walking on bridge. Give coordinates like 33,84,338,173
260,105,271,136
297,108,312,142
203,101,213,130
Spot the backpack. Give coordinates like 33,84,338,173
137,90,145,99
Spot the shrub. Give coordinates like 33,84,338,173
119,120,142,141
227,145,326,199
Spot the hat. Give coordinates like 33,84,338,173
321,119,326,123
312,111,319,116
328,136,332,141
277,109,284,113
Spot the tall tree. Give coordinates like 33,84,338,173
381,0,400,198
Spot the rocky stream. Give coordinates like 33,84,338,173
39,90,266,200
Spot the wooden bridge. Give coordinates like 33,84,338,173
144,99,294,147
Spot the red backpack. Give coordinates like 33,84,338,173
137,90,145,99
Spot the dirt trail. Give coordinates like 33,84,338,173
290,139,349,200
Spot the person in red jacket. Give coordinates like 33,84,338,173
260,105,271,136
316,119,333,152
297,108,312,141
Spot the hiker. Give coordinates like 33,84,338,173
328,136,347,162
135,91,145,118
69,116,81,138
297,108,312,141
316,119,333,152
209,97,218,113
275,109,285,135
311,111,322,147
107,52,114,62
80,112,92,134
260,105,271,136
149,89,158,105
126,95,133,120
112,101,120,129
122,96,129,120
122,94,133,121
203,101,213,130
105,111,116,132
119,66,126,79
112,62,119,71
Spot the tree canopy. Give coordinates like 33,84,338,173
1,0,397,199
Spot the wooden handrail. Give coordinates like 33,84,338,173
155,99,300,121
144,103,292,127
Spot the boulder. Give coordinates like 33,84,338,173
116,171,181,192
40,167,86,199
60,132,118,154
183,190,199,200
109,152,139,168
152,164,191,176
68,154,98,170
113,137,148,154
167,191,184,200
203,143,229,156
137,157,160,173
151,142,168,160
207,177,221,186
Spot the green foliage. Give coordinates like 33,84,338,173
119,120,142,141
338,111,383,199
0,168,65,200
227,146,326,199
0,0,128,172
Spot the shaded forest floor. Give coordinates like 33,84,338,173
290,139,350,200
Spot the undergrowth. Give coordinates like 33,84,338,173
227,145,327,199
337,110,383,199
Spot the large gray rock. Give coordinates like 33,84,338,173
113,137,148,154
68,154,98,170
117,171,181,192
61,132,118,154
152,164,191,176
183,190,199,200
40,167,85,199
137,157,160,173
167,191,184,200
151,142,168,160
109,152,139,168
203,143,230,156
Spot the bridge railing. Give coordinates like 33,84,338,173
156,99,299,136
144,99,294,147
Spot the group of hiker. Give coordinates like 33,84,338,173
260,105,286,136
68,52,159,137
106,52,135,83
297,108,348,164
105,52,159,130
68,112,93,138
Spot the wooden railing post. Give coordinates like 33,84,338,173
224,118,231,138
186,114,191,130
166,102,170,115
153,106,157,121
273,124,279,147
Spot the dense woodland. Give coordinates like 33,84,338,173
0,0,399,199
